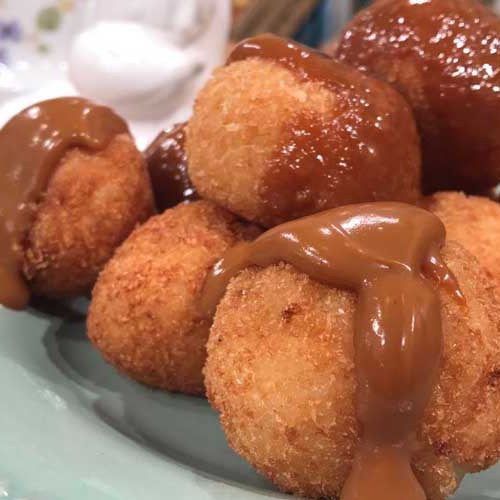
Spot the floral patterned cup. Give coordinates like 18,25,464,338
0,0,230,148
0,0,225,102
0,0,84,99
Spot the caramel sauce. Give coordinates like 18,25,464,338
228,34,421,226
0,97,128,310
144,123,198,212
200,202,463,500
334,0,500,192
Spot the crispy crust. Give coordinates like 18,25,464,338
23,133,154,297
205,241,500,499
425,191,500,291
187,60,335,225
87,201,260,395
186,58,421,227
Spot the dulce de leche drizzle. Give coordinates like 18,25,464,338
200,202,464,500
227,35,420,225
0,97,128,310
144,123,198,212
228,32,343,82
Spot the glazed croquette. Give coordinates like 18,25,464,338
87,201,260,395
425,192,500,288
335,0,500,193
186,37,421,227
22,133,154,298
205,242,500,499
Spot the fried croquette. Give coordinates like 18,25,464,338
22,134,154,298
425,192,500,289
186,36,421,227
87,201,260,395
205,242,500,499
335,0,500,193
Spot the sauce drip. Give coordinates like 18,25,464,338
200,202,464,500
227,35,421,226
0,97,128,310
144,123,197,212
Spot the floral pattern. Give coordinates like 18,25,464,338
0,46,7,64
0,20,22,41
0,1,74,65
0,19,22,64
37,6,62,31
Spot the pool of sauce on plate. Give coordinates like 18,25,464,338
200,201,464,500
227,34,420,226
0,97,128,310
144,123,198,212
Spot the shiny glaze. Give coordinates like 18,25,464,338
200,202,463,500
488,184,500,202
0,97,128,310
335,0,500,192
228,34,421,226
144,123,197,212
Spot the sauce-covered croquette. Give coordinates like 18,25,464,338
205,241,500,499
187,35,421,227
201,202,463,500
23,133,154,299
87,201,260,395
0,97,154,307
335,0,500,193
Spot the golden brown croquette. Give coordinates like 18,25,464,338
425,192,500,289
335,0,500,193
186,45,421,227
87,201,260,395
205,242,500,499
22,133,154,298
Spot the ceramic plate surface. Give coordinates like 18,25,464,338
1,304,500,499
2,2,499,499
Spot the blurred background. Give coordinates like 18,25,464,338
0,0,498,146
231,0,362,48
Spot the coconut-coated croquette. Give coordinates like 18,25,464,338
186,50,421,227
22,133,154,298
425,192,500,289
205,242,500,499
87,201,260,395
334,0,500,193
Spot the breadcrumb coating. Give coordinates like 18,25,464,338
186,58,421,227
23,133,154,298
425,192,500,290
205,242,500,499
87,201,260,395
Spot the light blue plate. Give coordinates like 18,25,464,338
0,302,499,499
